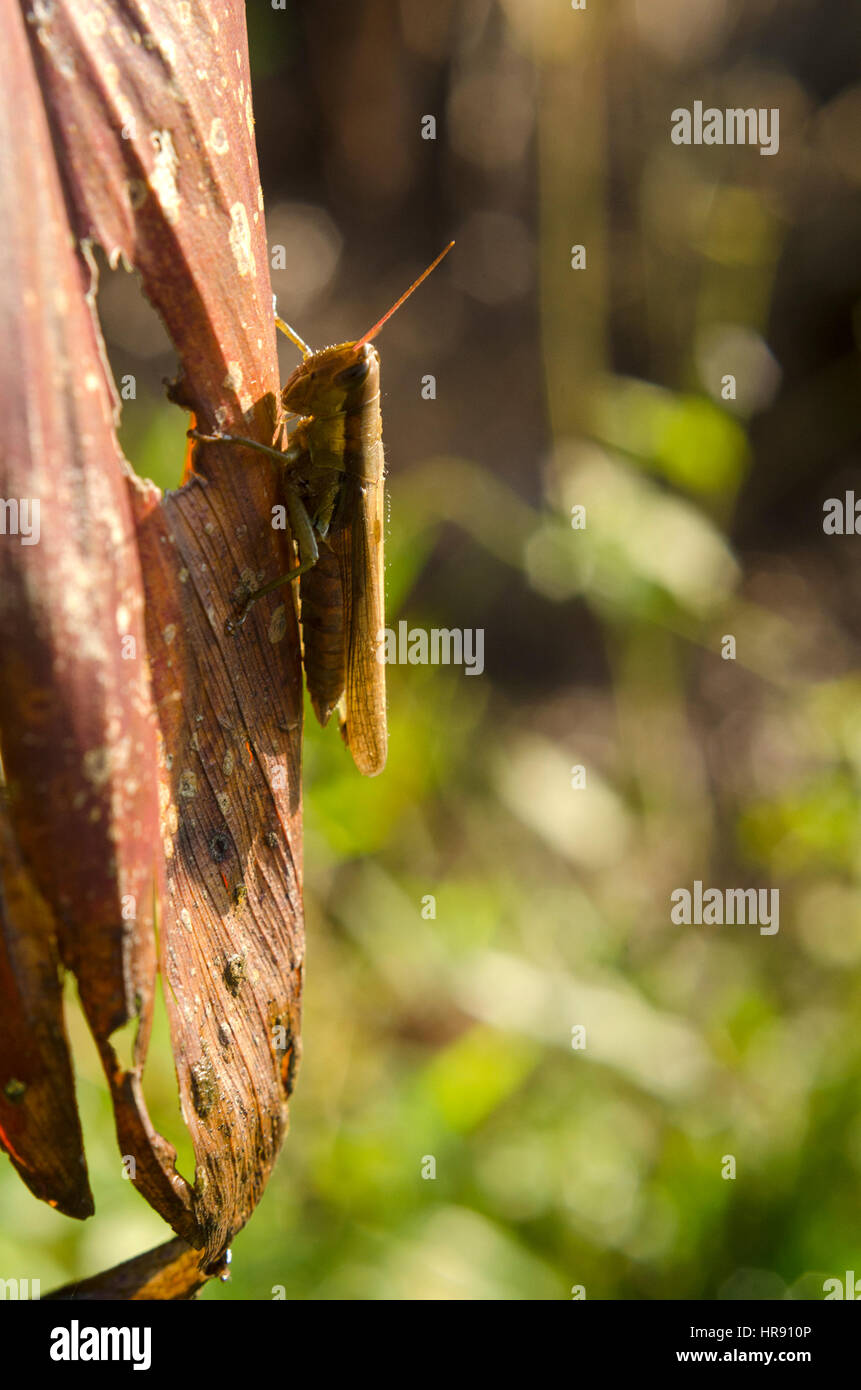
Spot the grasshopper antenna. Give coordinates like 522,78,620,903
354,240,454,350
272,295,313,357
275,315,313,358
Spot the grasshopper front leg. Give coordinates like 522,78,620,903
188,427,299,470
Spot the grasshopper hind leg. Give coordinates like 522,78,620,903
185,427,318,633
226,488,319,633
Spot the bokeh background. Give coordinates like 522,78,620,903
3,0,861,1299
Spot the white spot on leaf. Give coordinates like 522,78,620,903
150,129,181,225
209,117,229,156
228,202,255,278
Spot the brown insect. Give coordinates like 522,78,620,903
191,241,454,777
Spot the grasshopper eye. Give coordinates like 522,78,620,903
335,357,370,388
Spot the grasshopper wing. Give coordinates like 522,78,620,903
330,473,387,776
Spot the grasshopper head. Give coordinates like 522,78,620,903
282,340,379,418
279,242,453,419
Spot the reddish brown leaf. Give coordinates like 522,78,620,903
0,804,93,1220
0,0,183,1231
45,1237,214,1302
1,0,306,1273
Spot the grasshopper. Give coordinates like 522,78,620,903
191,241,453,777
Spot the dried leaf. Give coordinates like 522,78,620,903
45,1237,213,1301
1,0,306,1270
0,804,93,1220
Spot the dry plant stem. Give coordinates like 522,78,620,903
0,0,307,1288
